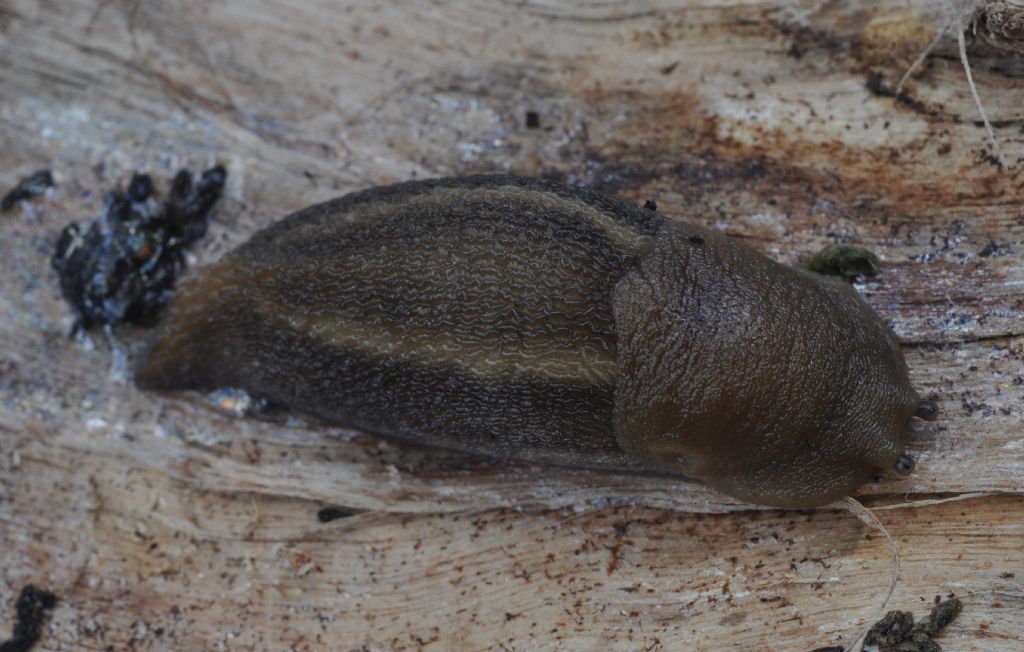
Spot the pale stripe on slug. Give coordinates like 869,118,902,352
255,300,620,385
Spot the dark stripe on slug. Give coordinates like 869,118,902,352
236,175,664,259
157,298,645,470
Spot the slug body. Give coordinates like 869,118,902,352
137,175,933,508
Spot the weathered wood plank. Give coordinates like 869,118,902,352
1,0,1023,649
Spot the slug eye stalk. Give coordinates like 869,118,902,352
915,400,939,422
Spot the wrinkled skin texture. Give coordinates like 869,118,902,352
137,175,929,508
613,223,921,507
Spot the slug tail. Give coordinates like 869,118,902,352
134,261,243,391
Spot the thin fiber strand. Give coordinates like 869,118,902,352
896,2,1011,169
841,496,900,652
957,9,1009,168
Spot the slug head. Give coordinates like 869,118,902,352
612,222,930,508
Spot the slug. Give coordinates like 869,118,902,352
135,174,937,508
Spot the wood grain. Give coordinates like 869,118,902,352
1,0,1022,649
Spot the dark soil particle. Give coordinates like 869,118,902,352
1,170,54,211
864,598,962,652
50,165,226,334
0,585,57,652
317,506,360,523
977,242,1000,257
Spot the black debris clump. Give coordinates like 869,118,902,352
50,165,226,334
524,110,540,129
2,170,54,211
864,598,962,652
0,585,57,652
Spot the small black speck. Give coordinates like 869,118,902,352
317,506,357,522
643,199,657,211
127,174,153,202
978,242,999,257
866,72,885,95
688,235,705,245
2,169,54,211
525,111,540,129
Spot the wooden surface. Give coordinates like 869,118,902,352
1,1,1023,649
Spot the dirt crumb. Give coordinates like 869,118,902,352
1,170,54,212
0,585,57,652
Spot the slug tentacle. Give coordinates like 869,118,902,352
894,453,916,476
915,399,939,422
137,174,933,509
